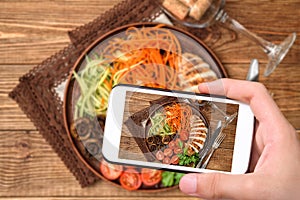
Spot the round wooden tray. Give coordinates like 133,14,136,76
63,22,227,191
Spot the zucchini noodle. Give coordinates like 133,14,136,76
148,112,174,136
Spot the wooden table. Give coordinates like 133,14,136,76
0,0,299,199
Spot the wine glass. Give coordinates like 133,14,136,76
210,101,237,126
155,0,296,76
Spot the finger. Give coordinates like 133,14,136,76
249,121,263,172
198,78,284,124
180,173,257,200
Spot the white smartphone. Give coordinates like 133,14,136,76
102,84,254,174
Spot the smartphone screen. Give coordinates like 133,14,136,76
116,89,240,172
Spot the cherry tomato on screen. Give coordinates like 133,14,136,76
156,150,164,160
170,155,179,164
168,140,176,149
174,147,183,154
163,156,171,164
179,130,189,141
163,148,173,157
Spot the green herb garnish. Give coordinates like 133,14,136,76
178,148,200,167
162,171,185,187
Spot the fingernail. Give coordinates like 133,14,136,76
179,174,197,194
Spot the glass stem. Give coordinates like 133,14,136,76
217,10,275,54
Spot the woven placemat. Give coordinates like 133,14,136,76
9,0,221,187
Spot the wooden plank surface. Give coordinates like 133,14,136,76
0,198,198,200
0,0,299,199
0,1,299,65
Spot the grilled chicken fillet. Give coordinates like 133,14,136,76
187,115,207,156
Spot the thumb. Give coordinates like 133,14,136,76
179,173,254,200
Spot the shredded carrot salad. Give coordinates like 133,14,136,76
106,25,182,89
165,103,192,133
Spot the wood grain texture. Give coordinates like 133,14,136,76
0,199,198,200
0,0,299,64
0,0,299,198
0,0,122,64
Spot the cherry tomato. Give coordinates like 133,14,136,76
180,130,189,141
170,155,179,164
119,169,142,191
168,140,176,149
174,147,183,154
163,156,171,164
163,148,173,157
156,150,164,160
100,160,123,180
141,168,162,186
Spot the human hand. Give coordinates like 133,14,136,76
179,78,300,200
